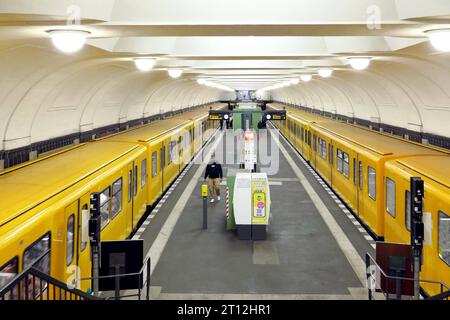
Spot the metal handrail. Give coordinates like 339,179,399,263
427,289,450,300
365,253,450,300
77,256,151,300
0,250,100,300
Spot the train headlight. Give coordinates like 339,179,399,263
223,114,229,120
266,114,272,120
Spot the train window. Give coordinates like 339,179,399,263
134,165,138,197
359,161,363,190
100,187,111,229
184,132,189,148
368,167,376,200
438,211,450,266
313,135,317,152
152,152,157,177
141,159,147,187
128,170,132,203
301,127,304,141
81,204,88,251
308,132,311,146
386,178,396,217
353,159,357,185
405,191,411,231
112,178,122,218
318,138,327,159
23,232,51,274
66,215,75,266
337,149,343,173
168,141,176,164
343,153,349,178
23,233,51,299
0,257,18,290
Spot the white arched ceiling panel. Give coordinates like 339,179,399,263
307,82,336,112
332,74,380,120
3,50,124,149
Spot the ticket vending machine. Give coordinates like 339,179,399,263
233,172,271,240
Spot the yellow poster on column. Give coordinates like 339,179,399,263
252,178,268,225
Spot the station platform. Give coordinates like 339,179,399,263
126,127,376,300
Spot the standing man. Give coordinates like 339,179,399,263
204,156,223,203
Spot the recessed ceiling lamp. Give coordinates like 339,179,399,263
301,74,312,82
318,68,333,78
348,57,372,70
290,78,300,85
168,69,183,78
425,29,450,52
197,78,207,85
134,58,156,72
47,30,90,53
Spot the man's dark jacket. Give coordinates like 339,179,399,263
204,162,223,179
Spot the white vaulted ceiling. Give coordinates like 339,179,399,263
0,0,450,150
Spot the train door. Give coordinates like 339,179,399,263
64,201,77,290
312,133,317,169
178,135,183,172
125,162,134,234
357,156,364,218
149,144,162,204
329,141,334,186
160,144,166,192
64,199,91,293
76,193,92,292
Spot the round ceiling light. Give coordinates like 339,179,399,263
197,78,207,85
318,68,333,78
301,74,312,82
134,58,156,72
348,57,372,70
425,29,450,52
47,30,90,53
290,78,300,85
168,69,183,78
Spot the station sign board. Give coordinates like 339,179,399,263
263,110,286,121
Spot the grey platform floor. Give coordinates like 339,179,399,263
136,128,375,299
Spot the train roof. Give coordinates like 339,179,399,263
313,121,447,157
269,104,328,123
392,156,450,188
100,106,217,143
0,141,144,228
103,118,188,143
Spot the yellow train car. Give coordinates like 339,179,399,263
269,103,332,162
384,155,450,295
309,121,446,237
100,107,220,207
273,104,450,294
0,141,147,293
0,106,219,297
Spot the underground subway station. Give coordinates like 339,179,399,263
0,0,449,317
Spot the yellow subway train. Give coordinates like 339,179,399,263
271,103,450,296
0,105,222,295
